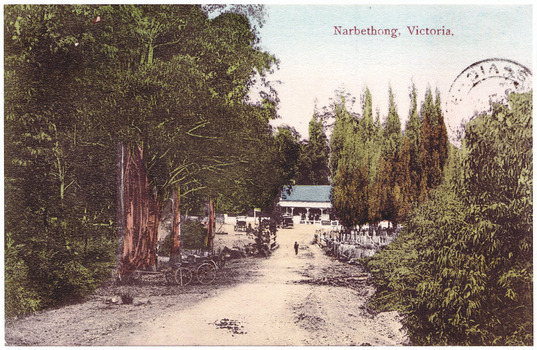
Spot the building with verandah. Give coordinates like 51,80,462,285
278,185,333,224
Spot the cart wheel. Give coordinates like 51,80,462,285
174,267,193,287
196,263,216,285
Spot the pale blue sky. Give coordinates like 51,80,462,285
258,5,533,140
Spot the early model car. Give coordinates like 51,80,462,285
281,215,294,228
234,216,248,232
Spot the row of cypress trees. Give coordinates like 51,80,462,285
330,85,449,229
365,92,532,345
325,84,532,345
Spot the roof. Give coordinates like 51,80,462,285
280,185,332,203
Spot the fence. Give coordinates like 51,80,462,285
316,226,400,261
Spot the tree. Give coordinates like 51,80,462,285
382,87,402,159
296,114,330,185
433,90,449,175
395,136,412,221
366,92,533,345
360,87,375,140
331,160,369,229
4,4,284,316
274,126,302,185
5,5,118,314
329,96,355,176
404,83,422,203
329,94,365,228
418,87,449,201
329,87,388,230
375,87,403,225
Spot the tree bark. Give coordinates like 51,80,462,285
117,146,160,278
170,187,181,264
116,142,126,277
206,198,215,252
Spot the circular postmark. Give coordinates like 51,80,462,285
445,58,532,144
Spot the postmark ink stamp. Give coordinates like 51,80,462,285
445,58,532,143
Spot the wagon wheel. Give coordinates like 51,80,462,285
174,267,193,287
196,262,216,285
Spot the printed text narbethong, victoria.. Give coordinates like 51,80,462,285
333,26,453,38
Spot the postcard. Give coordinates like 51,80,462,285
4,3,533,346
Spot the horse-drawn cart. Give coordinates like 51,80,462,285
125,253,226,286
234,216,248,232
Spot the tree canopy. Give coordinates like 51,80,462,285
295,114,330,185
328,84,449,228
5,4,288,317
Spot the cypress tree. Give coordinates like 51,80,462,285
377,87,403,225
395,136,412,221
418,87,450,199
434,90,449,173
383,87,403,159
329,97,353,177
361,87,375,139
405,83,422,202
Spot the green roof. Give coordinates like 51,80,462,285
281,185,331,203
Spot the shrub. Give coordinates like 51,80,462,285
366,92,533,345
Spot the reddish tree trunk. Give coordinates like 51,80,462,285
206,198,215,251
116,143,126,273
117,145,160,278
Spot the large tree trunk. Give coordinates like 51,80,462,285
206,198,215,252
169,187,181,264
116,143,126,275
117,145,160,279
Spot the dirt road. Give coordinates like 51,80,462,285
104,224,407,346
5,224,407,346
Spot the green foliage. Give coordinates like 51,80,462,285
418,88,449,201
181,220,208,250
403,83,422,204
158,233,174,257
366,92,533,345
375,88,403,224
295,114,330,185
274,126,301,185
332,160,369,228
119,290,134,305
328,84,449,228
4,4,284,318
158,219,207,256
382,87,402,159
5,5,118,318
5,233,42,318
328,95,355,176
159,219,206,254
247,219,278,256
329,92,373,228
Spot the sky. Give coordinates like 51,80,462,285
257,5,533,142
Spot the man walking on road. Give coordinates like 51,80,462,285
294,241,299,255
